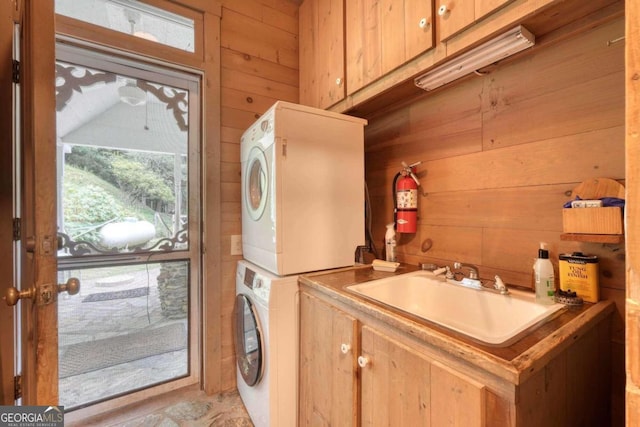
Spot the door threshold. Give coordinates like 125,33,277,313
65,385,250,426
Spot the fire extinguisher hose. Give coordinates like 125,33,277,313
392,171,402,230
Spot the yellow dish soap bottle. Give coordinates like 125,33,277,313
534,242,556,304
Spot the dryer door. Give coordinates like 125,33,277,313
234,294,264,386
244,146,269,221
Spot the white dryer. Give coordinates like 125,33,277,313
234,260,298,427
241,101,367,276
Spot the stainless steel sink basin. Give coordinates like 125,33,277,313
346,270,565,346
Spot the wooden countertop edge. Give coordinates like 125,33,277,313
510,299,615,382
299,265,615,386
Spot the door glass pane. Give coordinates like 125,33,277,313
55,0,195,52
55,61,189,257
58,261,189,409
54,47,199,412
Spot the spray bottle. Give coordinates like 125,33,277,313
385,223,397,262
533,242,556,304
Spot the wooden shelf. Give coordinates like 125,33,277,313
560,233,624,244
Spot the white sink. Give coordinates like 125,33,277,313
346,270,565,346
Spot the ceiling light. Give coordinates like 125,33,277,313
118,80,147,106
414,25,535,91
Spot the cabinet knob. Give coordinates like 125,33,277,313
335,77,343,87
438,4,448,17
419,18,430,29
340,343,351,354
357,355,370,368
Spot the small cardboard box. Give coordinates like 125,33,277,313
562,207,623,234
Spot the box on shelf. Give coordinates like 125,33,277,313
562,206,623,235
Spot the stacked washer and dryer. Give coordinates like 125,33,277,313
234,101,367,426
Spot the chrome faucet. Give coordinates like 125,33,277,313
453,262,479,280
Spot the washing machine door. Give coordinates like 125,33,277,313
244,146,269,221
234,294,264,386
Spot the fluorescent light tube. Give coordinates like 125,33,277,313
414,25,535,91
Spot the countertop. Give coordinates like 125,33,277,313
299,263,615,385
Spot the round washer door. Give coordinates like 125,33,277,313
234,294,264,386
244,146,269,221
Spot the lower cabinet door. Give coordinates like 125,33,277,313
360,325,487,426
299,292,358,426
359,325,432,426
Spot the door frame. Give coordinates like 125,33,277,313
4,0,223,410
0,0,22,406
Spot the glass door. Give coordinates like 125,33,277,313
54,44,201,410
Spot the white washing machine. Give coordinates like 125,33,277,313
241,101,367,276
234,260,299,427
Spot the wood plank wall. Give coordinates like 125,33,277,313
626,0,640,423
364,17,626,425
219,0,299,391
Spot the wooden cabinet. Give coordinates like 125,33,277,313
436,0,514,41
299,0,345,109
299,291,358,425
360,325,486,426
346,0,434,94
299,282,612,426
299,291,487,426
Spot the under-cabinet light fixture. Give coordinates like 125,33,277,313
414,25,535,91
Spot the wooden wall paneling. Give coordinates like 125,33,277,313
221,68,298,104
480,18,624,111
222,0,299,34
421,185,567,230
220,140,240,163
404,225,483,265
627,0,640,419
482,73,624,149
414,130,624,194
221,49,299,87
221,9,298,69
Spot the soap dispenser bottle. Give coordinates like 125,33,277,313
534,242,556,304
384,223,397,262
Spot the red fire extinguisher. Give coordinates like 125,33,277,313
394,161,421,233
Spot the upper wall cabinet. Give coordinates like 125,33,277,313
299,0,345,109
437,0,514,41
346,0,434,95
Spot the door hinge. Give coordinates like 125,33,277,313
14,375,22,400
12,60,20,84
12,218,20,241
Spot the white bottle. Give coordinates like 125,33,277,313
385,223,397,262
534,242,555,304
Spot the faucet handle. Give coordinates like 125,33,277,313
494,275,509,295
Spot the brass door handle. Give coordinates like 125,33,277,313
3,278,80,306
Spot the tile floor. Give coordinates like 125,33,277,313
69,387,253,426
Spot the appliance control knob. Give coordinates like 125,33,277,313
340,343,351,354
357,355,370,368
254,278,263,289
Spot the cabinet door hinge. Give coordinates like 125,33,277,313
12,60,20,84
14,375,22,400
12,218,20,241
